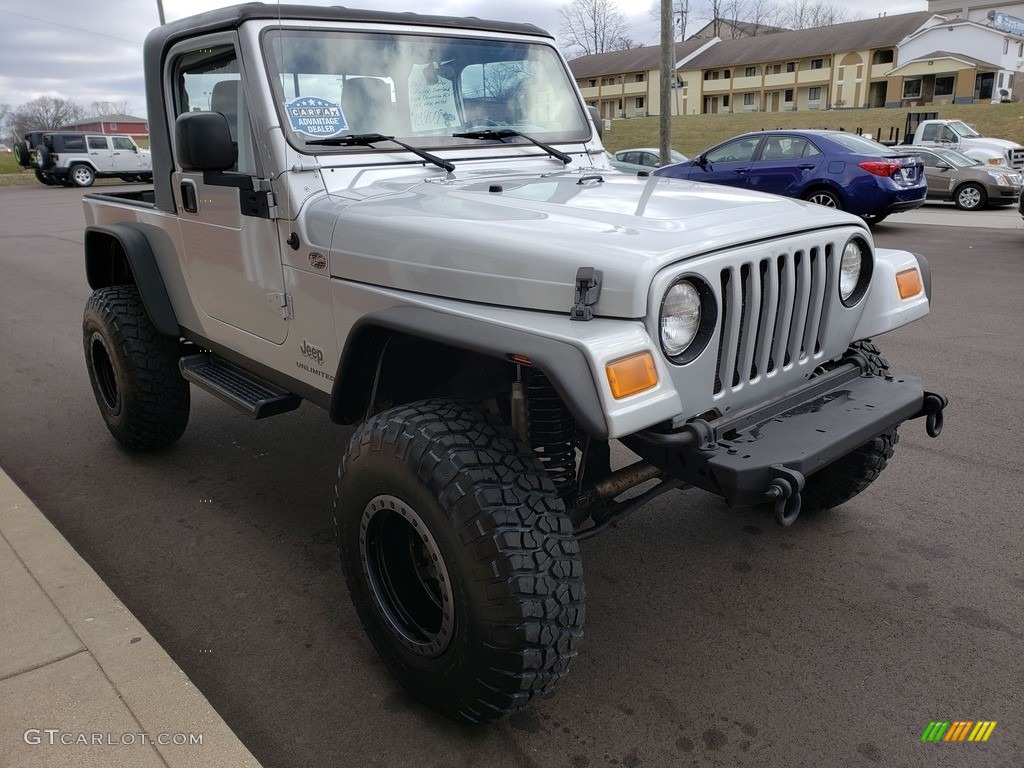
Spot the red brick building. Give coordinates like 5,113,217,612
60,114,149,141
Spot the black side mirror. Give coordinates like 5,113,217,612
936,162,952,170
174,112,234,171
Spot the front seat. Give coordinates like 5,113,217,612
340,78,397,135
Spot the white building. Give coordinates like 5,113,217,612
893,10,1024,103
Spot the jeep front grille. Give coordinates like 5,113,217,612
714,245,830,394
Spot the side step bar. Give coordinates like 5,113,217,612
179,353,301,419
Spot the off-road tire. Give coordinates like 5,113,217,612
335,399,585,724
801,340,898,512
83,285,189,450
13,141,31,167
33,169,56,186
35,146,52,170
69,164,96,187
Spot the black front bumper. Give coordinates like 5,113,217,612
625,362,946,513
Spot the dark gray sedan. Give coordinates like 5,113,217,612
904,146,1022,210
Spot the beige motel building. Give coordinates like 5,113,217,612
570,1,1024,119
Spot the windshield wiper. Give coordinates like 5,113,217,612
306,133,455,173
452,129,571,165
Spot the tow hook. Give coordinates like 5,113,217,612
765,465,806,527
920,392,948,438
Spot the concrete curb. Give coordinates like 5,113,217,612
0,469,263,768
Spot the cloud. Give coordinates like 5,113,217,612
0,0,927,116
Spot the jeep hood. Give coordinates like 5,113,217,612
323,170,859,318
961,136,1021,150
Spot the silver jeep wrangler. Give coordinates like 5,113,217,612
15,130,152,187
81,3,947,724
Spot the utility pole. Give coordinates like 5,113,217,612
659,0,672,165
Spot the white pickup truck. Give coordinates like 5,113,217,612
80,2,948,724
908,118,1024,169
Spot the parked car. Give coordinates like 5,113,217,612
654,130,926,223
609,147,687,173
902,146,1022,210
13,131,152,187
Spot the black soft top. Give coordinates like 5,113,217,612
145,3,550,56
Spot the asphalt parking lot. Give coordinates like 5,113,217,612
0,185,1021,767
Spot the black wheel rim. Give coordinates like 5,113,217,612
90,333,120,413
360,494,454,658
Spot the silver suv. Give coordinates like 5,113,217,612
15,131,152,186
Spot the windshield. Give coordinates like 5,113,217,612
947,120,981,138
263,29,589,150
931,148,982,168
827,132,891,154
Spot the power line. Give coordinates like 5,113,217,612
0,9,142,45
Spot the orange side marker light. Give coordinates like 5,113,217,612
606,352,658,399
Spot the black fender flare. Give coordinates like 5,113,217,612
84,224,180,338
329,306,609,439
910,251,932,302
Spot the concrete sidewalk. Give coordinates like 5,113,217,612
0,469,263,768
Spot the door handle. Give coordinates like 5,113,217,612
733,168,749,175
798,164,816,170
180,180,198,214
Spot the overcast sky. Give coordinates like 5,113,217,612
0,0,930,117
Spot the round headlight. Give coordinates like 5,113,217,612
839,240,863,303
661,280,702,357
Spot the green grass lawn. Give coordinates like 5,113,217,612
0,153,35,185
602,102,1024,157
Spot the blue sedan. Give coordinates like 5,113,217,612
654,130,926,223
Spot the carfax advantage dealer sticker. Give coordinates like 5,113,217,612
285,97,347,138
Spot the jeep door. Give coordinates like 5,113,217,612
169,38,288,345
87,136,114,171
110,137,143,173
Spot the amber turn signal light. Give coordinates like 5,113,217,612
896,268,922,299
606,352,658,399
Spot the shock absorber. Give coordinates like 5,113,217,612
525,371,577,499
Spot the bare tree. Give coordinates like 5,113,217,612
559,0,633,57
727,0,785,35
0,103,11,142
10,96,85,135
611,35,644,49
779,0,855,29
86,99,134,118
694,0,785,38
648,1,692,44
